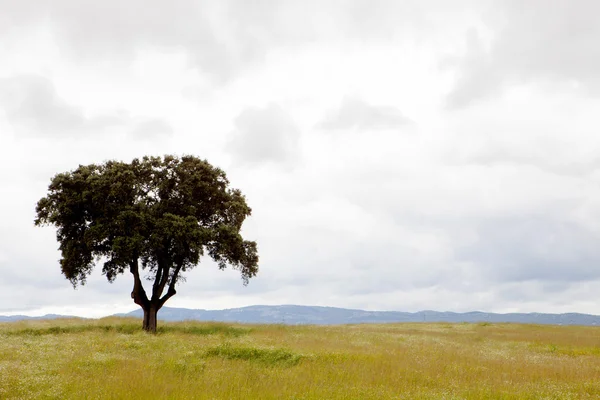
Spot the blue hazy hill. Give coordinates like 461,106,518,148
114,305,600,326
3,305,599,325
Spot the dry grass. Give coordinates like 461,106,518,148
1,317,599,399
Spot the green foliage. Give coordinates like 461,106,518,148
35,155,258,287
204,344,303,366
157,324,251,337
5,323,141,336
5,322,250,337
34,155,259,330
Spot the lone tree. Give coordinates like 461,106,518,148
35,155,258,332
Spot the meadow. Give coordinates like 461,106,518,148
0,318,599,399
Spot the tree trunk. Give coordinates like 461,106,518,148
142,304,159,333
131,259,181,333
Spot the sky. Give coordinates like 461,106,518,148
1,0,600,317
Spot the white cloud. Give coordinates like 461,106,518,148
0,0,480,82
320,96,412,130
130,118,174,139
226,103,300,167
0,74,177,142
446,0,600,107
0,74,126,137
1,1,600,317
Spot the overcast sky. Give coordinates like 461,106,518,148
1,0,600,317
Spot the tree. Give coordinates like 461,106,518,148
34,155,258,332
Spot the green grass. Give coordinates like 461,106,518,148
204,343,303,366
4,320,250,337
1,318,599,399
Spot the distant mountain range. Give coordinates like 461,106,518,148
3,305,600,325
116,305,600,326
0,314,82,322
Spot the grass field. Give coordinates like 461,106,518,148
1,318,599,399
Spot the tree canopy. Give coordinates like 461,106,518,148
35,155,258,332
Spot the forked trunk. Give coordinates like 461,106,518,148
142,305,159,333
130,259,181,333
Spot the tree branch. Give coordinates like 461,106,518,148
152,242,172,301
130,259,149,309
158,263,183,309
152,261,170,301
152,261,163,296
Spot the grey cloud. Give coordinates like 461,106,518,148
0,271,133,313
1,0,477,82
301,145,600,293
444,29,501,110
227,104,299,167
0,0,307,82
321,96,412,131
130,118,174,139
0,75,125,137
455,147,600,177
495,281,572,304
458,215,600,284
438,99,600,177
241,200,463,298
442,132,600,177
0,74,174,140
339,0,486,41
447,0,600,107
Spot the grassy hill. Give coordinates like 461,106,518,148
1,318,599,399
